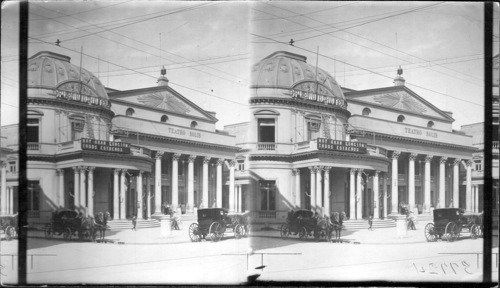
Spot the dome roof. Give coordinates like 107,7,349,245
251,51,345,100
28,51,108,100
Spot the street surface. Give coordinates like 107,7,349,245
0,226,497,285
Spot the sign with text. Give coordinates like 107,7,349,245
81,138,131,154
317,138,367,154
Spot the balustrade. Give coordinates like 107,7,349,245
257,142,276,151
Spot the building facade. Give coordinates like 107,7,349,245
2,51,239,223
226,51,477,223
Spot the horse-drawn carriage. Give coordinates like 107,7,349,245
0,214,18,241
280,209,341,241
45,209,97,241
188,208,249,242
424,208,482,242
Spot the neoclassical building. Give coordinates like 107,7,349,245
0,126,18,216
7,50,239,223
226,51,477,222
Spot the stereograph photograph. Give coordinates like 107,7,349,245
0,1,498,285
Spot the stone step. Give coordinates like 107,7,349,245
106,219,160,230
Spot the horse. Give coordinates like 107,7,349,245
95,212,110,241
331,212,345,240
314,215,333,241
78,215,97,242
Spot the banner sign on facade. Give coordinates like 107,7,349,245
317,138,367,154
52,87,111,109
290,89,347,108
81,138,131,154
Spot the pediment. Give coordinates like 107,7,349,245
110,86,216,121
346,87,453,121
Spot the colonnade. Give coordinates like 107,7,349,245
153,152,236,216
389,151,473,215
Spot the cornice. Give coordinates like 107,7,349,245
249,150,391,164
363,130,478,152
28,97,114,119
120,131,241,153
250,97,351,119
28,150,155,164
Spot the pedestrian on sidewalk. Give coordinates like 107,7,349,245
368,215,374,231
132,216,137,231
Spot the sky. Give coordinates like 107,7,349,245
1,1,499,130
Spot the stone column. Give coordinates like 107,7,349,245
391,151,400,215
147,175,152,219
316,166,322,213
424,155,432,213
356,169,363,219
408,153,417,211
79,166,87,212
293,169,301,207
309,167,316,211
154,151,164,215
187,155,196,212
474,185,479,212
113,169,119,220
439,157,447,209
57,169,64,208
453,159,460,208
120,169,127,219
1,162,6,214
323,167,331,217
349,169,356,219
8,187,13,214
465,160,472,212
172,153,180,209
383,174,388,218
229,160,236,212
87,167,95,216
202,157,210,208
373,171,380,219
73,167,80,208
216,159,223,208
137,171,143,218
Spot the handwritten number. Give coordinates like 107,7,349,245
450,262,459,274
412,263,419,273
428,263,438,274
440,263,448,274
462,261,472,274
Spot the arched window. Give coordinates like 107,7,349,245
397,115,405,122
190,121,198,128
126,108,135,117
161,115,168,122
427,121,434,128
362,107,371,116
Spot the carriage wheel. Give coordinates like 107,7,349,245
298,227,308,240
424,223,437,242
280,224,290,239
234,224,245,240
445,222,459,242
188,223,201,242
470,224,480,240
5,226,15,241
63,228,72,240
209,222,223,242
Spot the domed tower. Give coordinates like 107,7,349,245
240,51,389,218
26,51,153,223
28,51,113,143
250,51,350,145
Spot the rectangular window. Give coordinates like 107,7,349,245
237,160,245,171
474,160,482,171
27,180,40,211
259,180,276,211
161,159,169,175
9,161,16,173
27,118,39,143
307,120,321,141
71,121,84,141
258,119,275,143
